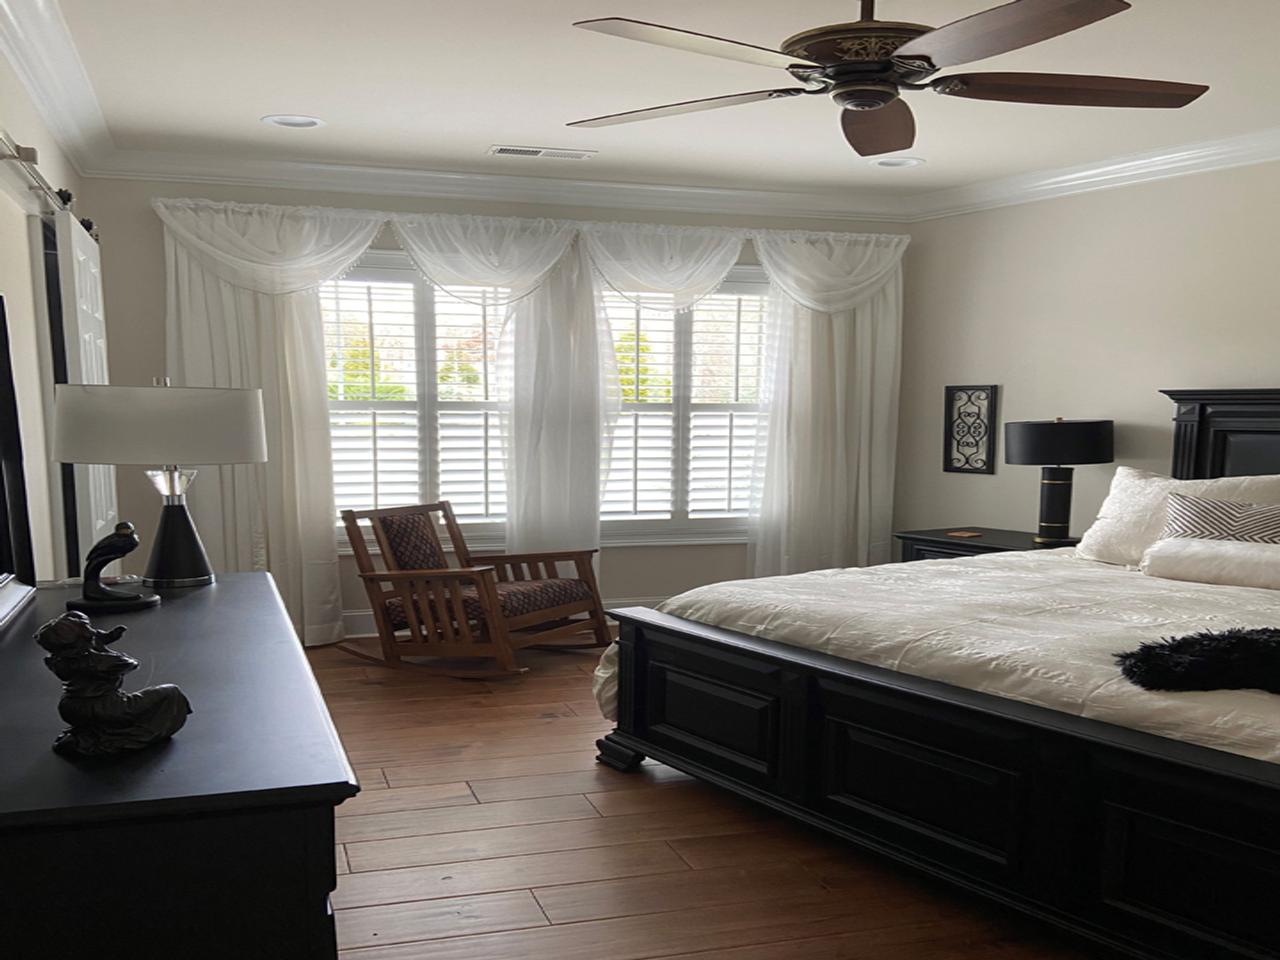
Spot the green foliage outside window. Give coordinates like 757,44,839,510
437,346,484,401
327,336,410,401
616,330,672,403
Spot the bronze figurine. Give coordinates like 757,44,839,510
36,611,191,757
67,521,161,613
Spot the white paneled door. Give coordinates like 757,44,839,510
55,211,118,564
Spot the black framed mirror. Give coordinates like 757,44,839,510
0,294,37,625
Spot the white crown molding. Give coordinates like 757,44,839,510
0,0,110,172
81,146,914,222
900,126,1280,220
4,0,1280,224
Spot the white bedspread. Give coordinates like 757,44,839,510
593,550,1280,763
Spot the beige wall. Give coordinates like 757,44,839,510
0,55,81,579
72,158,1280,608
77,174,894,601
895,161,1280,541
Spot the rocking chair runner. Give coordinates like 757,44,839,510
340,502,611,676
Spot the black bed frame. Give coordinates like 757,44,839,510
600,389,1280,960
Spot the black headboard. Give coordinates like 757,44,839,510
1164,389,1280,480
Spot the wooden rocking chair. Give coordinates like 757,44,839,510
339,502,611,676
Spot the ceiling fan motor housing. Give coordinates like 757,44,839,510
780,21,932,67
780,21,935,111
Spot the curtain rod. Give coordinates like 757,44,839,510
0,131,72,213
152,197,911,244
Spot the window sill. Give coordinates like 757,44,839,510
336,526,749,557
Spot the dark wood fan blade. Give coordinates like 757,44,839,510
934,73,1209,108
574,18,820,70
841,99,916,156
894,0,1131,69
570,89,807,128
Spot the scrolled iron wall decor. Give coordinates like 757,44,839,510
944,385,999,474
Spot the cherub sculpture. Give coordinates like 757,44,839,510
36,611,191,757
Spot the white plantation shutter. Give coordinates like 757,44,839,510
322,278,422,513
322,271,509,525
601,278,768,530
688,291,766,518
433,286,508,522
602,291,676,520
324,255,768,542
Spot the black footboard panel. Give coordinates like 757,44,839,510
602,608,1280,960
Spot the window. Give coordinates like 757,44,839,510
322,255,768,543
600,275,767,535
324,276,420,515
322,265,507,529
432,286,507,522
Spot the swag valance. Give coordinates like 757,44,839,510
152,197,909,644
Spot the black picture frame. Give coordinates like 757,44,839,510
0,295,37,626
943,384,999,474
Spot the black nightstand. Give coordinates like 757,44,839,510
894,526,1078,562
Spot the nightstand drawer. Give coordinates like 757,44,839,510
894,527,1060,562
901,542,987,562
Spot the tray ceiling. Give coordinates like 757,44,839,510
43,0,1280,204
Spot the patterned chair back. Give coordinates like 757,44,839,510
341,502,473,576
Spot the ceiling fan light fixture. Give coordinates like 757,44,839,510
869,156,926,168
831,81,900,112
260,114,326,129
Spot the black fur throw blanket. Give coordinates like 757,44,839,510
1115,627,1280,693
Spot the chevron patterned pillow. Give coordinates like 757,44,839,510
1164,492,1280,544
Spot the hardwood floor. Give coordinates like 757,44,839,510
310,645,1096,959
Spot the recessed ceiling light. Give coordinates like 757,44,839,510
869,156,926,168
260,114,325,129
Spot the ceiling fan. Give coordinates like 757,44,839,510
567,0,1209,157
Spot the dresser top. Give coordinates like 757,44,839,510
0,573,357,829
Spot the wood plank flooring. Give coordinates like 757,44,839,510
310,644,1094,959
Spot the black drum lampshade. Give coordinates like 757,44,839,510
1005,419,1114,467
1005,418,1114,545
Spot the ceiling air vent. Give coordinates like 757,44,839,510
488,145,597,161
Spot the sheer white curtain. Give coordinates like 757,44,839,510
392,214,574,292
154,198,385,644
753,231,911,577
580,222,745,310
392,214,606,554
505,239,612,552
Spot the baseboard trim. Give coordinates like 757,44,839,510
341,595,668,639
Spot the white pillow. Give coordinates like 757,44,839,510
1075,467,1280,566
1140,537,1280,590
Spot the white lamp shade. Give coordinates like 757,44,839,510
54,384,268,465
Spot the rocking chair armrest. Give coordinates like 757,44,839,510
469,550,597,564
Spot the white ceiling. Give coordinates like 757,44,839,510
53,0,1280,198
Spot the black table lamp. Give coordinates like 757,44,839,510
1005,418,1114,545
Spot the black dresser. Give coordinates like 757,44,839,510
895,526,1078,561
0,574,358,960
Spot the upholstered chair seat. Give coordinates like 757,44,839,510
385,577,594,628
